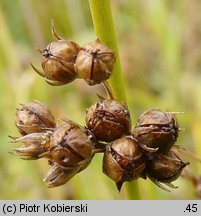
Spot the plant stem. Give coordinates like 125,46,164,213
88,0,141,200
125,181,141,200
103,81,115,99
88,0,126,101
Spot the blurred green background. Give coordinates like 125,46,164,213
0,0,201,199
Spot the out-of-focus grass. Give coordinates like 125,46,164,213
0,0,201,199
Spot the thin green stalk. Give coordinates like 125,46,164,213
125,181,141,200
88,0,126,101
88,0,141,200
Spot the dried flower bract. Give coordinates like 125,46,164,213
9,131,52,160
15,100,56,135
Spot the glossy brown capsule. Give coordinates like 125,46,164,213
49,120,95,169
44,120,98,188
103,136,146,191
31,26,80,86
133,109,179,153
86,99,131,142
15,100,56,135
145,150,189,191
75,38,116,85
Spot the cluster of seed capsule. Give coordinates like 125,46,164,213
31,24,116,86
11,100,98,187
10,25,189,192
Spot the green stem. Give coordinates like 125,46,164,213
125,181,141,200
88,0,126,101
88,0,141,200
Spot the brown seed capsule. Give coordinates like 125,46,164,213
86,99,131,142
145,150,189,191
31,27,80,86
9,131,52,160
49,120,95,169
75,38,116,85
15,100,56,135
133,109,179,153
103,136,146,191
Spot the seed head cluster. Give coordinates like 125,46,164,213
10,25,189,192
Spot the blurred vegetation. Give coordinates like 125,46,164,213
0,0,201,199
